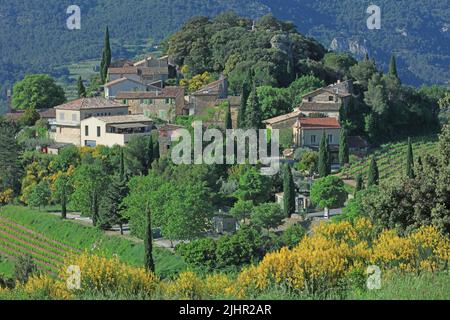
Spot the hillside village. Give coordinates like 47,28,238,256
0,13,449,301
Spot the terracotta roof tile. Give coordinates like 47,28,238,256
297,117,341,129
55,98,127,111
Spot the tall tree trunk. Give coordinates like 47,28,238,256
144,209,155,273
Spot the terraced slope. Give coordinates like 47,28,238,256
342,135,439,184
0,216,79,275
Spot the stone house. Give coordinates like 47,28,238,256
104,77,161,99
53,98,129,146
80,114,154,147
293,117,341,164
116,87,185,122
299,80,353,120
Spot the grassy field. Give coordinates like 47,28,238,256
0,206,185,279
342,135,439,184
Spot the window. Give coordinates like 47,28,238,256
328,134,333,143
59,112,65,121
72,114,78,122
165,98,170,104
308,97,312,102
329,96,334,101
97,126,101,137
85,126,89,136
85,140,97,147
311,135,316,144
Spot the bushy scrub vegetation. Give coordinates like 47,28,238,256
1,218,449,300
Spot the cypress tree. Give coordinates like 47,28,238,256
367,157,379,186
77,76,86,98
147,135,154,170
318,131,330,177
389,55,398,79
144,209,155,273
355,174,364,195
153,135,160,161
237,81,250,129
339,129,349,167
100,27,112,84
225,101,233,130
245,82,262,129
119,148,125,181
364,52,370,61
283,164,296,217
406,137,415,178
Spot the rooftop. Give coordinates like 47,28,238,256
296,117,341,129
115,87,184,99
300,102,342,112
55,98,127,111
92,114,153,124
264,109,302,125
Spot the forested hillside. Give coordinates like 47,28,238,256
0,0,449,104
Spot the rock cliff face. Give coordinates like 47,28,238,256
329,37,369,60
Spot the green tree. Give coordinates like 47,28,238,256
244,82,262,129
339,129,349,167
100,27,112,84
71,161,110,226
230,199,254,224
367,157,380,186
251,203,285,232
237,81,250,129
125,136,153,176
175,238,217,272
53,173,73,219
310,176,348,209
12,74,66,110
257,86,291,120
294,150,318,175
389,55,399,79
349,58,378,90
318,131,330,177
19,107,40,126
406,137,415,178
27,181,51,210
281,224,306,249
225,101,233,129
99,174,128,233
282,164,296,217
233,165,269,203
77,76,86,98
355,174,364,195
144,209,155,273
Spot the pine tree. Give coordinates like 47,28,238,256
77,76,86,98
283,164,296,217
237,81,250,129
225,101,233,130
406,137,415,178
100,174,128,234
355,174,364,195
318,131,330,177
389,55,398,79
100,27,112,84
339,129,349,167
144,209,155,273
245,82,262,129
367,157,379,186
